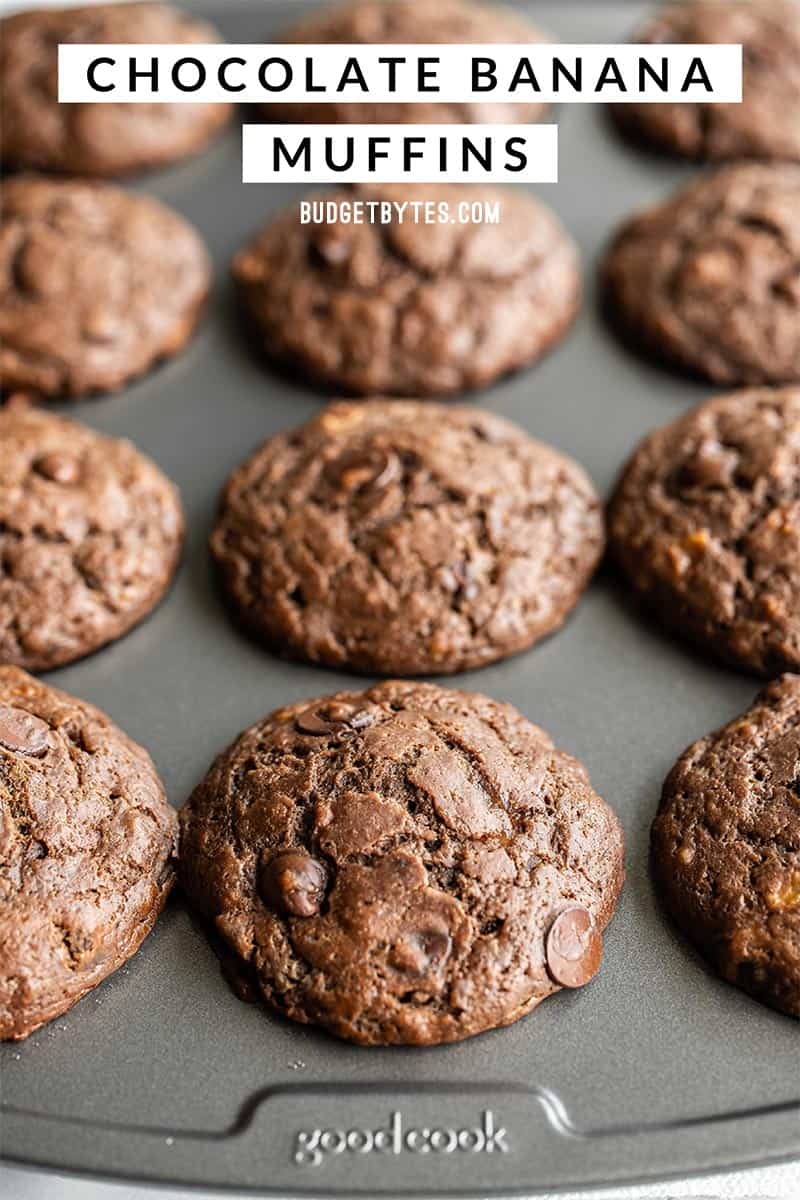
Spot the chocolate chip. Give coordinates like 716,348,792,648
295,710,344,736
83,307,120,345
325,447,400,493
390,927,452,975
295,705,374,736
33,452,80,485
260,850,327,917
0,706,50,758
418,928,451,967
325,701,357,722
545,907,602,989
676,440,737,491
313,233,352,266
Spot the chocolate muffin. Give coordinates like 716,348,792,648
0,3,232,176
612,1,800,163
210,400,604,675
653,674,800,1018
0,405,184,671
0,667,177,1041
609,386,800,676
0,175,211,399
268,0,550,125
179,680,625,1045
233,184,580,396
601,163,800,386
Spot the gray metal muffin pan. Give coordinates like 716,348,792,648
2,1,799,1195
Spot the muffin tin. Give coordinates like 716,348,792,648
3,1,799,1195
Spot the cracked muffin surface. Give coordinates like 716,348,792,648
653,675,800,1018
601,163,800,386
0,667,177,1041
233,184,580,396
0,3,231,176
269,0,550,125
612,1,800,163
609,387,800,676
0,175,210,398
0,406,184,671
179,680,624,1045
210,400,604,676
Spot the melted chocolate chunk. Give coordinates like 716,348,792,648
260,850,327,917
0,705,50,758
545,908,602,989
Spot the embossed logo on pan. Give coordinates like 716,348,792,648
292,1109,509,1168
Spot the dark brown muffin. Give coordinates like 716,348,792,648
601,163,800,386
210,400,604,676
612,1,800,163
179,680,625,1045
0,175,211,399
0,3,232,176
653,675,800,1018
0,667,177,1041
0,406,184,671
268,0,550,125
233,184,580,396
609,387,800,677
